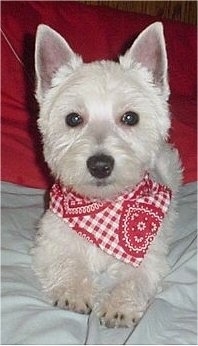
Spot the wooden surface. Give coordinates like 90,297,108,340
81,1,197,25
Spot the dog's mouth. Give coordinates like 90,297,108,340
88,174,116,187
77,178,116,199
95,179,112,187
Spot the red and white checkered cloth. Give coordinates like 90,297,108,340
49,173,172,267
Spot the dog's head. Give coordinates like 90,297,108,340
35,22,170,198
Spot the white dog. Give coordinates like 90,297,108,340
32,22,182,328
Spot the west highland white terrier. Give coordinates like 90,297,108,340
32,22,182,328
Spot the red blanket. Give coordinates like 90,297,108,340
1,1,197,188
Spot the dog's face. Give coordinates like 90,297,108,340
35,23,170,198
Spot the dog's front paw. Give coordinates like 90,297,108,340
97,302,143,328
53,291,92,315
51,277,93,315
95,284,147,328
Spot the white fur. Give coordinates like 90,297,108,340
32,22,182,328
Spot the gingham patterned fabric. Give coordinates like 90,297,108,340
49,174,172,267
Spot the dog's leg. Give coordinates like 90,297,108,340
95,270,160,328
94,243,169,328
32,212,94,314
95,279,147,328
48,261,93,314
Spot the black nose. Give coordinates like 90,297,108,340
87,154,114,179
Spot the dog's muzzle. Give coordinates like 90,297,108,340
87,154,114,179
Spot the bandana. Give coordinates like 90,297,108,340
49,174,172,267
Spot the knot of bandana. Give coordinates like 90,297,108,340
49,174,172,267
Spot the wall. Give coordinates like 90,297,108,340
82,1,197,25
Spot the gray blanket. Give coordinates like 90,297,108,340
1,181,197,344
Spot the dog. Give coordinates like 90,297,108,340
32,22,182,328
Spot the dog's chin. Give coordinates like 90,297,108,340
72,179,131,200
72,180,113,199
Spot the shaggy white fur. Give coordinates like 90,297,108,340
32,22,182,328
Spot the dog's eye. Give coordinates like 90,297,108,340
65,113,83,127
121,111,139,126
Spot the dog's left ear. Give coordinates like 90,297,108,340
119,22,169,100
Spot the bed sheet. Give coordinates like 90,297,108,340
1,181,197,344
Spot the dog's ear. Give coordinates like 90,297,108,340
119,22,169,100
35,24,82,103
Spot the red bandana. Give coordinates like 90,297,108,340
49,174,172,267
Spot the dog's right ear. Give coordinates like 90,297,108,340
35,25,82,103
